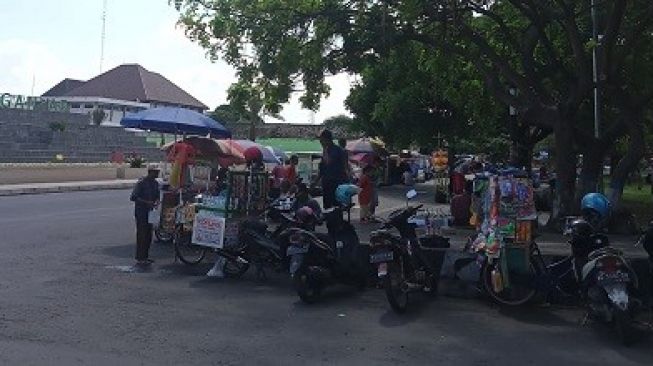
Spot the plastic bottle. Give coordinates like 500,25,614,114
491,269,503,293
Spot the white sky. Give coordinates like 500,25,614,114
0,0,351,124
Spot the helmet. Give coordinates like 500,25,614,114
570,218,593,239
244,146,263,164
580,192,611,223
335,184,359,205
296,206,315,223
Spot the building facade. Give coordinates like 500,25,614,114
43,64,208,126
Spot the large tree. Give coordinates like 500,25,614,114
175,0,653,217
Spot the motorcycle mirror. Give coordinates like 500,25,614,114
406,189,418,200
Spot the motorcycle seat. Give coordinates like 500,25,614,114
587,246,623,261
419,235,451,250
240,219,268,233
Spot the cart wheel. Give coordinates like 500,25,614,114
155,227,173,243
174,230,207,265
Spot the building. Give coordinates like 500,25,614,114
43,64,208,126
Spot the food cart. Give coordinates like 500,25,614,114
469,170,537,290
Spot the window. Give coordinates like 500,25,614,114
84,104,93,109
71,103,80,108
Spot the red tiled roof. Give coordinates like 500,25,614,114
42,78,85,97
45,64,208,110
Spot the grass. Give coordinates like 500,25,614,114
620,181,653,227
142,134,321,153
255,138,321,153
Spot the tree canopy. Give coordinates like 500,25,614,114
175,0,653,216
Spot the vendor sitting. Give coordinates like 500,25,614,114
278,180,294,200
293,183,321,218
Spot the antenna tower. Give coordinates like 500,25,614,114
100,0,108,72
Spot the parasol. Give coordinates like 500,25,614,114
120,107,231,137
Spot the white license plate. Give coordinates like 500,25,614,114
377,262,388,277
597,271,630,284
287,245,309,255
370,251,393,263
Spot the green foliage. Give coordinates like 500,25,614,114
323,114,354,131
126,154,145,168
210,104,245,126
346,42,505,151
48,121,66,132
91,108,106,126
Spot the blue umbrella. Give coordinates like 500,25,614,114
120,107,231,138
265,146,288,163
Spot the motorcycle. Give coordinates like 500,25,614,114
369,193,450,313
286,204,370,303
215,205,318,279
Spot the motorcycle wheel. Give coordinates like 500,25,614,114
294,269,321,304
222,257,249,278
481,260,537,306
155,227,173,243
174,230,207,265
614,308,634,346
385,260,409,314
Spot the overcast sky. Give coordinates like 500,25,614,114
0,0,351,124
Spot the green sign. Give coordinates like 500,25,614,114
0,93,70,113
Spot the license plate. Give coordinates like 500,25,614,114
597,271,630,284
290,256,303,275
287,245,309,256
377,262,388,277
370,251,393,263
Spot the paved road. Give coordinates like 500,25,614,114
0,190,651,365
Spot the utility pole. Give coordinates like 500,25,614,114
100,0,108,73
591,0,604,192
591,0,601,140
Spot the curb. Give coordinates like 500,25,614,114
0,182,135,197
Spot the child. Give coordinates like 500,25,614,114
358,165,374,223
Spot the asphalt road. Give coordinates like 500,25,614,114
0,190,651,366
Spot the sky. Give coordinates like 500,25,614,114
0,0,351,124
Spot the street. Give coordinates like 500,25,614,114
0,190,651,366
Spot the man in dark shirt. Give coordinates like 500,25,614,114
130,164,161,265
314,129,349,208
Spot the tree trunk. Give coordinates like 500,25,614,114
248,119,256,141
608,125,645,209
509,138,534,172
577,143,605,199
508,117,534,173
551,120,578,223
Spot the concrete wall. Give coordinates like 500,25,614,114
0,109,162,163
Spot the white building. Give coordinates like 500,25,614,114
43,64,208,126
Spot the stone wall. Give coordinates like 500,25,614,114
0,109,162,163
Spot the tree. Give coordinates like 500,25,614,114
210,104,244,126
175,0,653,217
323,114,354,131
91,107,106,126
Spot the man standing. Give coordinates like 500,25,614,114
315,129,349,208
130,164,160,265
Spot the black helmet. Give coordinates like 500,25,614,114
570,219,593,239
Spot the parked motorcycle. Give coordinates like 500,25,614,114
369,196,450,313
216,205,318,279
286,204,370,303
481,214,643,345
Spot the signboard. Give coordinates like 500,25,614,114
0,93,70,113
191,210,225,248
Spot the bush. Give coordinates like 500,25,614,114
91,108,106,125
49,121,66,132
127,153,145,168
